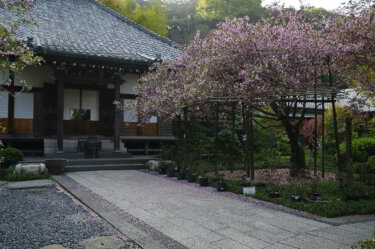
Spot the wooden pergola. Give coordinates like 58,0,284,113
178,85,344,180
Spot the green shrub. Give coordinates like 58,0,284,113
340,138,375,162
0,148,24,169
352,232,375,249
369,156,375,170
5,172,51,181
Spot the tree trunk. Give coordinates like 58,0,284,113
270,103,307,177
284,121,307,177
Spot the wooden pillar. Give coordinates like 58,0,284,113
113,77,121,153
249,110,255,180
345,118,353,197
7,70,15,135
56,65,65,153
244,111,250,178
314,94,318,176
321,97,325,178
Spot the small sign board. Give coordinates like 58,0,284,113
243,187,256,195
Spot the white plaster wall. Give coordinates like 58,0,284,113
64,89,80,120
82,90,99,121
63,89,99,121
120,73,139,95
14,92,34,119
0,91,8,118
123,99,157,123
15,65,55,88
123,99,137,122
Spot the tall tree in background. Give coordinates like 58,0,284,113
167,0,266,44
99,0,169,37
197,0,264,21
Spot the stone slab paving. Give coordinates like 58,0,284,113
65,170,375,249
7,179,54,190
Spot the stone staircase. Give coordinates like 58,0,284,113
23,156,153,173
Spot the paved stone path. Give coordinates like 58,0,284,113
66,171,375,249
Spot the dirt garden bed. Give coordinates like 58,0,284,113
206,168,336,185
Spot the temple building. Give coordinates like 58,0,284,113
0,0,179,155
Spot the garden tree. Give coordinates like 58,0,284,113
99,0,169,37
135,5,356,177
332,0,375,106
0,0,42,133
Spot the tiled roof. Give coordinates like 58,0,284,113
0,0,179,64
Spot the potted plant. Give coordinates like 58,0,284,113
216,178,228,192
198,176,209,186
266,184,281,198
187,172,197,182
45,159,67,175
166,166,175,177
176,170,186,180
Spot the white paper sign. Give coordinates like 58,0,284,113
243,187,256,195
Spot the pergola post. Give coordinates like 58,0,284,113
314,94,318,176
7,70,15,135
249,109,255,180
113,76,121,153
321,97,325,178
56,65,65,153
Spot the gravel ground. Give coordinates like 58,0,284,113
0,185,137,249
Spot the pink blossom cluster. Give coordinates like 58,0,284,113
135,3,374,120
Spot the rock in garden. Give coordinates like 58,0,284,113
79,236,125,249
14,163,47,175
146,160,176,170
40,245,67,249
146,160,160,170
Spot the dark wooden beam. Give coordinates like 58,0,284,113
113,75,121,152
56,65,65,153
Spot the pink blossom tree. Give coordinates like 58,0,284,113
1,0,42,134
135,4,367,176
332,0,375,104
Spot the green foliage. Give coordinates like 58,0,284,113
324,105,357,144
0,148,24,169
253,116,290,167
99,0,168,36
340,138,375,163
239,181,375,217
197,0,265,21
304,7,337,20
369,156,375,169
352,232,375,249
4,168,51,182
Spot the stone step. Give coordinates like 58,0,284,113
66,158,150,166
65,163,147,172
